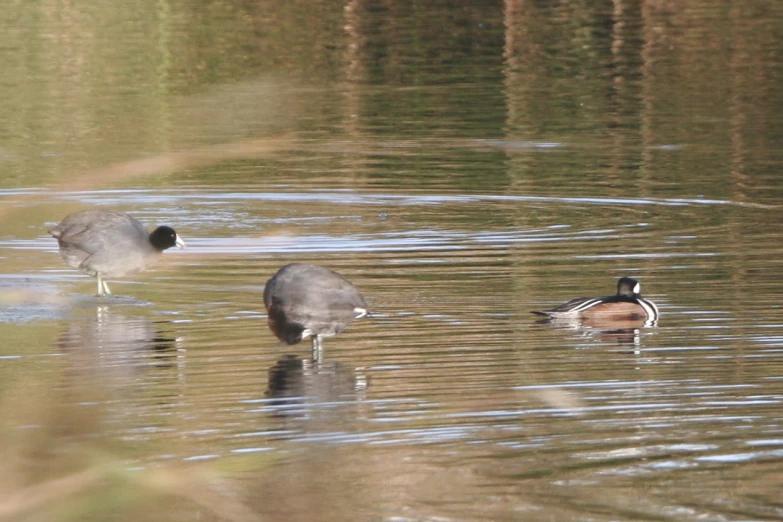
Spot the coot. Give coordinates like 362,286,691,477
264,263,368,359
50,210,185,296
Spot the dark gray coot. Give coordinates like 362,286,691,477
50,209,185,296
263,263,368,359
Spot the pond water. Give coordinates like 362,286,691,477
2,2,783,521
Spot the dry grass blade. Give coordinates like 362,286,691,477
0,133,298,221
0,468,103,521
0,462,260,522
57,134,299,193
140,466,259,522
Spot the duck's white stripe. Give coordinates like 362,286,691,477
540,298,603,317
354,307,368,319
637,298,659,322
564,298,603,313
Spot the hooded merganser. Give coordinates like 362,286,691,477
532,277,659,323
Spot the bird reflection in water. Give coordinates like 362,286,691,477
57,306,182,379
535,315,653,352
265,354,368,420
51,307,183,439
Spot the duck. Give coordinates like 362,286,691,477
532,276,658,323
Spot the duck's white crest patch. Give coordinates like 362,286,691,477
633,282,641,294
354,307,368,318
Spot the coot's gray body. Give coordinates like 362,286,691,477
50,210,185,296
264,263,368,359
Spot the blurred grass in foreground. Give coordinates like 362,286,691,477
0,376,268,522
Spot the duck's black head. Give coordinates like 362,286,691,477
616,277,641,297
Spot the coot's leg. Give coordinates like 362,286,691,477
98,276,112,296
312,335,324,364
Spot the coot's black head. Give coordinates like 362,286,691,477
616,277,641,297
285,328,306,345
149,226,185,251
268,310,307,345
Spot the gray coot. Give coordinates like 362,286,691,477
264,263,368,360
50,210,185,296
532,276,659,323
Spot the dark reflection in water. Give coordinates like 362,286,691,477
264,354,367,423
56,306,181,388
535,315,651,350
266,354,366,400
58,307,178,357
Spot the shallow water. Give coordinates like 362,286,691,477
2,2,783,521
4,186,783,521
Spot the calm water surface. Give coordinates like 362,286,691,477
1,2,783,521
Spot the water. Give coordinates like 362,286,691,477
1,2,783,521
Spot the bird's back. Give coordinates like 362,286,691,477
50,210,153,277
264,263,367,338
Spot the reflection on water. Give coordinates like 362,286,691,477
262,354,368,444
54,307,183,420
534,316,646,351
59,307,177,351
266,354,366,404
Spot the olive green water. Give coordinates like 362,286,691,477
1,1,783,521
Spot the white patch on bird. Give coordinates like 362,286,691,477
638,298,659,322
301,328,312,339
633,282,641,294
354,307,368,318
